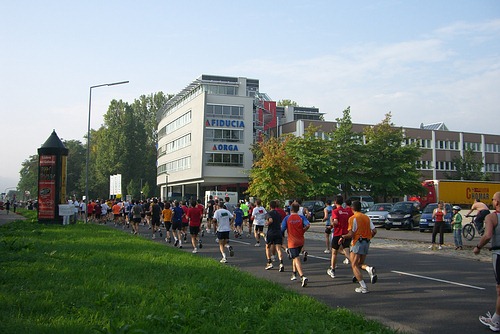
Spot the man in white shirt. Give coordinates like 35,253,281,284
251,199,267,247
213,204,234,263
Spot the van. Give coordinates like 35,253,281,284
348,196,374,207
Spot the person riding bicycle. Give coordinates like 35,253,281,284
466,199,490,233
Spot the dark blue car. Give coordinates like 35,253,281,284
419,203,453,232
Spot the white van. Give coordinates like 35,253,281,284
348,196,375,207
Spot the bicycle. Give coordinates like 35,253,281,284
462,214,485,241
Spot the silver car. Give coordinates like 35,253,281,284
366,203,393,226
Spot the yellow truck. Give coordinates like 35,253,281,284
418,179,500,208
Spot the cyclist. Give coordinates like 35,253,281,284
466,199,490,234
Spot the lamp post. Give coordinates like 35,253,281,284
85,80,129,223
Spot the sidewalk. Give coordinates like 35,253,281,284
0,209,26,226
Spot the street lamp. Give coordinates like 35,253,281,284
85,80,129,223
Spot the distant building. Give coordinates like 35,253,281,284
156,75,500,200
281,119,500,182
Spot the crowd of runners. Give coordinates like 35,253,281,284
83,194,378,292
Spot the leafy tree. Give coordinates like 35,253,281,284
363,112,423,201
247,136,309,205
285,124,336,198
446,148,488,181
63,140,86,198
277,99,298,107
328,107,365,199
17,155,38,200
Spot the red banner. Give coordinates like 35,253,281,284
38,155,56,219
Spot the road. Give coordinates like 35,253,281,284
0,210,493,333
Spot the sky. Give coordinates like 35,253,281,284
1,0,499,193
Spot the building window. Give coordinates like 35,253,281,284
204,85,238,96
158,111,192,140
166,134,191,153
206,104,244,118
205,129,243,142
464,142,481,152
486,163,500,172
158,156,191,175
206,153,244,167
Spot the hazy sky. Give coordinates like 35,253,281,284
1,0,499,193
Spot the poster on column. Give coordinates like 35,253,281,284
38,155,56,219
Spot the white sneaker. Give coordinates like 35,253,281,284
438,245,443,250
324,249,331,254
355,286,369,294
327,268,335,279
254,242,261,247
479,312,500,332
290,273,297,281
428,244,434,249
367,266,378,284
265,263,273,270
192,248,198,253
220,258,227,263
343,258,350,265
301,276,308,287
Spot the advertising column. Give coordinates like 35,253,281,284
37,130,69,224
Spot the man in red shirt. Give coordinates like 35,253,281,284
327,195,353,279
186,200,202,253
281,202,310,287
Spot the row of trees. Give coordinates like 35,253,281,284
246,107,425,205
18,92,171,201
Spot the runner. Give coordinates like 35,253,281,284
171,201,184,248
213,202,234,263
251,199,267,247
187,200,203,253
162,201,173,242
281,202,310,287
327,195,353,279
264,200,285,272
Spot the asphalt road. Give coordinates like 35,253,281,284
0,210,494,334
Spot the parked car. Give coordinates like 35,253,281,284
360,201,371,213
366,203,393,226
302,200,326,222
419,203,453,233
385,201,421,230
348,195,375,207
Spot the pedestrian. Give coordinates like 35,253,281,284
327,195,353,279
187,200,203,253
5,200,10,214
430,201,447,250
341,200,377,294
451,205,463,250
233,203,244,238
150,198,162,239
251,199,267,247
264,200,285,272
162,201,173,242
172,201,184,248
281,202,310,287
205,195,215,235
181,201,189,242
322,200,333,253
213,202,234,263
475,192,500,332
466,198,491,233
240,199,250,235
131,200,142,235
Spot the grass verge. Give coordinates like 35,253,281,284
0,209,398,333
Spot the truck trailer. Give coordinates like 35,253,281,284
413,179,500,208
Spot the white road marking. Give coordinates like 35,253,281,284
392,270,485,290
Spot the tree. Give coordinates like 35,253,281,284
17,155,38,200
63,140,86,198
446,148,488,181
363,112,423,201
285,124,336,198
247,136,309,205
277,99,298,107
328,107,365,199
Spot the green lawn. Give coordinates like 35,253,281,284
0,209,399,333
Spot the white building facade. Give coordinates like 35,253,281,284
156,75,258,200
